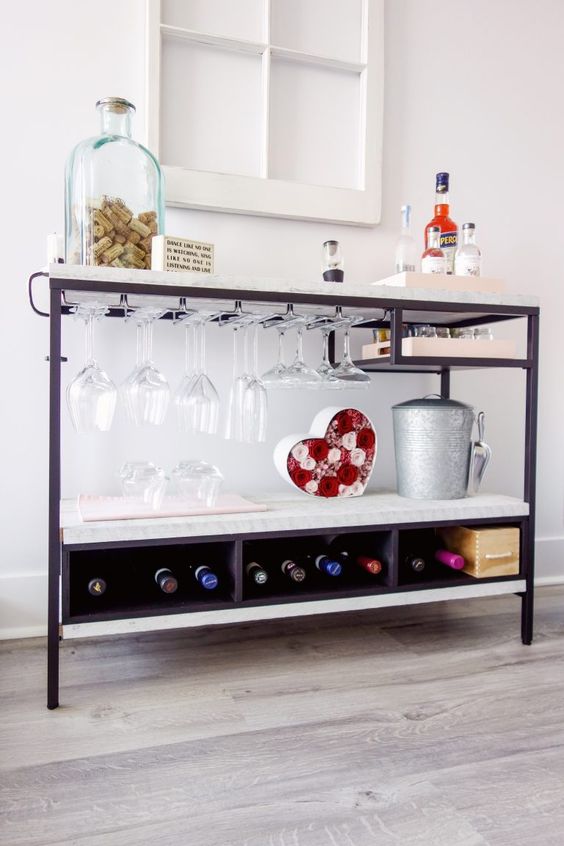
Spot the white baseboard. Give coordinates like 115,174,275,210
0,572,47,640
1,536,564,640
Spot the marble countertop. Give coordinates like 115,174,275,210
61,491,529,546
49,264,539,309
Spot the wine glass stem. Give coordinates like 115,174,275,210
135,322,143,366
277,329,285,367
342,330,352,365
184,324,191,374
200,321,207,375
145,319,154,363
243,325,250,375
232,326,239,379
295,328,304,364
85,313,95,365
251,324,258,377
322,330,331,366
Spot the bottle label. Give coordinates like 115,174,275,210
455,256,481,277
396,262,416,273
421,256,447,274
439,231,458,273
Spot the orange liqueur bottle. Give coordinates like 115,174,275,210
425,172,458,273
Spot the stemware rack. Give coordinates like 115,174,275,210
31,265,539,709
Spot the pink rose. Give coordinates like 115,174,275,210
328,447,341,464
301,457,316,471
350,448,366,467
350,480,365,496
305,480,319,494
341,432,357,450
291,443,309,462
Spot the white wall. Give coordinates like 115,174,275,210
1,0,562,637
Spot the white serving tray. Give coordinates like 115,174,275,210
361,337,517,359
375,271,504,294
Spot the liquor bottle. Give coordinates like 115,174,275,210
87,577,107,596
394,204,417,273
434,549,465,570
454,223,482,277
404,553,426,574
314,554,342,577
192,565,219,590
246,561,268,585
154,568,178,594
330,547,383,576
424,172,458,273
281,559,306,583
421,227,447,274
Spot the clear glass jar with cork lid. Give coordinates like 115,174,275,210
65,97,164,269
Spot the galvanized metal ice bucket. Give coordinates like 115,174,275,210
392,395,475,499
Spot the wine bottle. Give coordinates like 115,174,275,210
246,561,268,585
356,555,383,575
193,565,219,590
87,577,107,596
281,559,306,583
405,553,426,573
314,554,342,577
155,568,178,594
434,549,465,570
331,547,383,576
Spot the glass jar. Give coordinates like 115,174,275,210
65,97,164,269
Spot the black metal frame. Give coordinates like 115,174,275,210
40,271,539,709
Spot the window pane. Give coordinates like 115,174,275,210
271,0,362,63
269,59,361,189
162,0,266,43
160,38,263,177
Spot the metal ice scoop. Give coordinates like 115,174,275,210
469,411,492,494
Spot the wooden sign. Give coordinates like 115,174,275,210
151,235,214,274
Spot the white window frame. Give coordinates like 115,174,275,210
145,0,384,225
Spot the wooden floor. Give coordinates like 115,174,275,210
1,588,564,846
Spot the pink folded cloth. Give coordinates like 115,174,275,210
77,494,268,522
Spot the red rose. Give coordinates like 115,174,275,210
310,440,329,461
336,411,355,435
291,468,313,488
319,475,339,497
357,427,375,449
337,465,359,486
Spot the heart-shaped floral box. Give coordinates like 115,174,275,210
273,407,377,498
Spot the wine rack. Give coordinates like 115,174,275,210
33,264,539,708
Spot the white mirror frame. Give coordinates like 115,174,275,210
146,0,384,225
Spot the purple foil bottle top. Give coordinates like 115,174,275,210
434,549,465,570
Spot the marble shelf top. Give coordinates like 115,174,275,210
49,264,539,310
61,491,529,547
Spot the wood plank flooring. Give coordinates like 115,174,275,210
1,588,564,845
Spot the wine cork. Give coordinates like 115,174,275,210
128,217,151,238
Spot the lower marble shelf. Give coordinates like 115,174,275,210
61,578,526,639
61,491,530,547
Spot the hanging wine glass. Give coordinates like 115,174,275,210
242,321,268,442
121,307,170,425
331,309,371,386
177,313,221,435
66,303,117,432
284,322,322,387
261,305,306,389
261,322,289,387
174,313,199,430
306,314,347,389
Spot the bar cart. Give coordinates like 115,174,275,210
30,265,539,709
